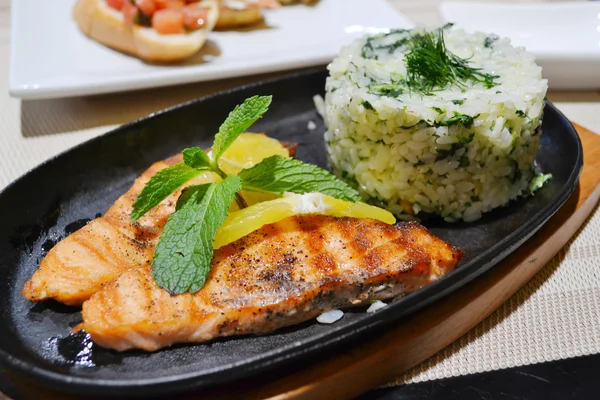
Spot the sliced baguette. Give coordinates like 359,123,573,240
279,0,318,4
215,4,262,29
215,0,280,29
73,0,219,62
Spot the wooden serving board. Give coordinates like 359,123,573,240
1,123,599,400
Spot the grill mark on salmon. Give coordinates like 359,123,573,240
362,247,383,272
297,216,325,257
312,253,337,274
351,233,372,254
80,215,462,352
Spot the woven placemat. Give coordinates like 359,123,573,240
389,202,600,386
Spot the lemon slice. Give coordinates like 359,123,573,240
218,132,290,208
213,192,396,249
218,133,290,175
187,133,289,209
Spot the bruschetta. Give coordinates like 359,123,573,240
73,0,220,62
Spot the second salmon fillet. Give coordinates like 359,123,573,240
21,154,186,306
81,215,462,352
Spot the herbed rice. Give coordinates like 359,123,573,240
319,26,548,222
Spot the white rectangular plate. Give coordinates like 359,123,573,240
440,1,600,90
9,0,412,100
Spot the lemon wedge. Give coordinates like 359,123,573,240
219,132,290,207
213,192,396,249
218,133,290,175
188,133,289,209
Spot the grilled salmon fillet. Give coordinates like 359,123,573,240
21,137,297,306
81,215,462,351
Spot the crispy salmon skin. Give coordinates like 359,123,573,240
81,215,462,352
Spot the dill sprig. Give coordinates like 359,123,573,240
405,28,499,95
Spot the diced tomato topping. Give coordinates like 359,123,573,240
152,9,185,34
182,6,208,31
106,0,125,10
136,0,156,17
121,1,139,26
154,0,185,10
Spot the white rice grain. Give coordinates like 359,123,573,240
367,300,388,313
317,310,344,324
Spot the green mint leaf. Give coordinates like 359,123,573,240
132,163,203,221
183,147,212,169
238,155,362,202
211,95,272,164
175,183,211,211
152,175,242,295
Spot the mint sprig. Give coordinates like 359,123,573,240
182,147,212,169
176,184,211,211
132,95,370,295
131,96,271,222
152,175,242,295
131,163,205,221
211,95,272,165
239,156,361,202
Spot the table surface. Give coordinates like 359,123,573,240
1,0,600,399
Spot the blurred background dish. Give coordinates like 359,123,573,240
440,1,600,90
9,0,412,100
